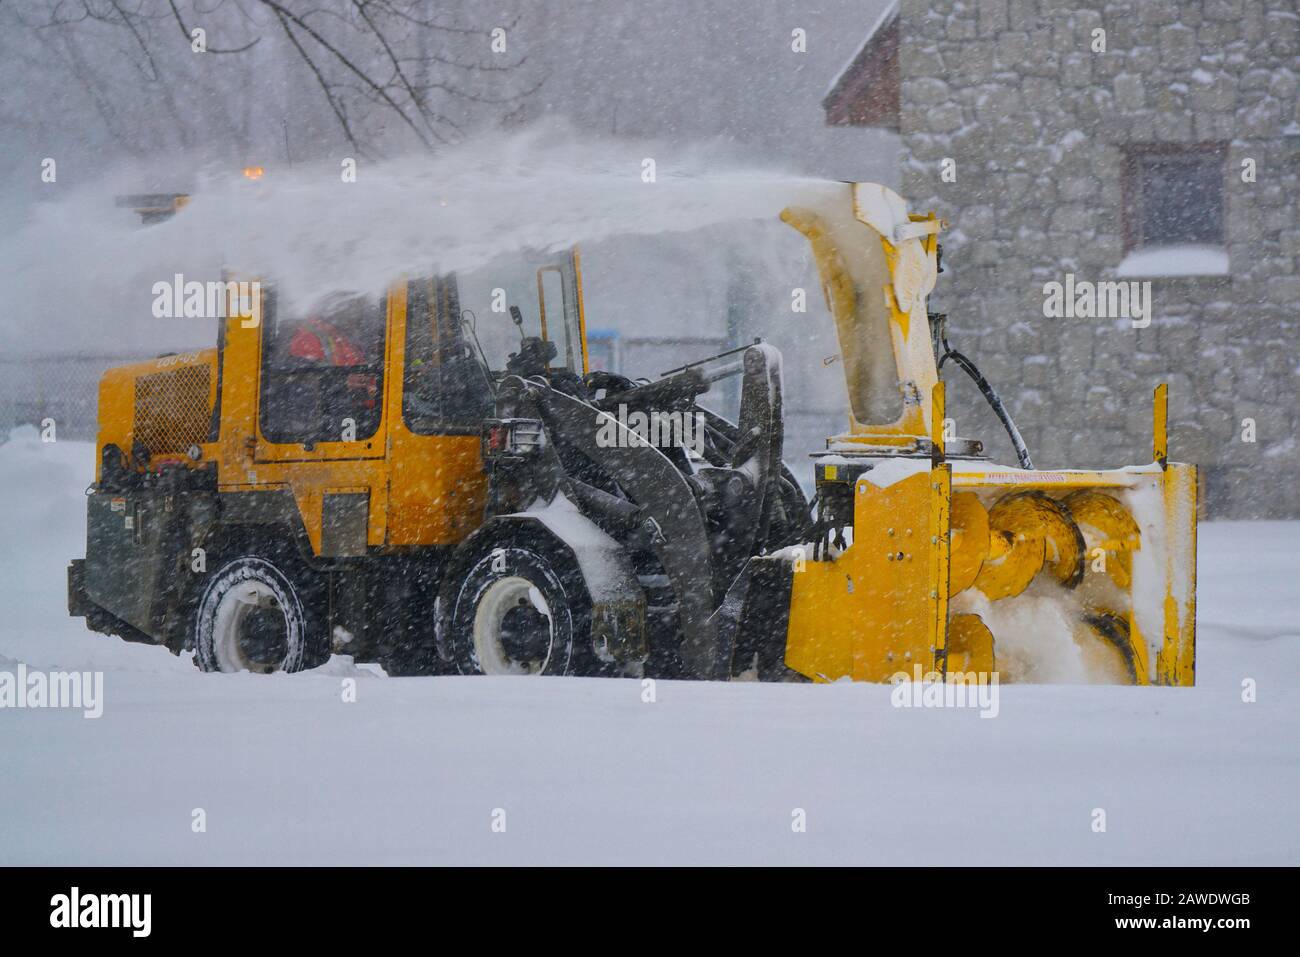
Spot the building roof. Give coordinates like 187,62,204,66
822,0,899,131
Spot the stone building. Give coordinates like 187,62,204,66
825,0,1299,517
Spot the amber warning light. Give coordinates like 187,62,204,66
243,166,265,181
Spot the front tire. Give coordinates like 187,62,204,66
443,534,592,676
192,552,327,673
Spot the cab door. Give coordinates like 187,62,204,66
233,286,393,556
385,277,492,546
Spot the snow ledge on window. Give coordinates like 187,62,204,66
1116,244,1229,279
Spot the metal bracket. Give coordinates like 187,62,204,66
894,220,945,243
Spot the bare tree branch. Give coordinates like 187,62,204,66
15,0,541,158
166,0,260,52
255,1,433,148
348,0,452,141
271,5,365,155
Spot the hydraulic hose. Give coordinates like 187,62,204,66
932,313,1034,470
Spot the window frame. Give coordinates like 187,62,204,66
256,286,389,449
1120,142,1228,254
401,276,494,436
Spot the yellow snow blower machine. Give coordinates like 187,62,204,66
69,183,1195,685
778,184,1196,686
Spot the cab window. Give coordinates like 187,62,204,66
258,289,387,445
452,250,584,375
402,277,493,434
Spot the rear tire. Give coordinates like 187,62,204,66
443,531,593,676
192,549,328,674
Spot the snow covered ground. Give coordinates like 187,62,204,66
1,428,1296,865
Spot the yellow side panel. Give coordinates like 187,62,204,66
226,461,388,555
785,469,943,682
95,350,219,479
95,370,136,482
1153,383,1169,466
386,431,487,546
784,559,853,681
931,463,951,669
1157,462,1197,686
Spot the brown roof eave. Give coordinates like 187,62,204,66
822,6,900,132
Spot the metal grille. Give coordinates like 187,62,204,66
133,365,212,454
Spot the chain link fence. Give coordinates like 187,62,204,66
0,354,139,442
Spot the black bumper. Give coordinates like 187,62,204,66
66,559,89,618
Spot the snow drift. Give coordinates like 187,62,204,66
0,429,1296,865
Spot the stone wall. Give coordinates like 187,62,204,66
895,0,1298,517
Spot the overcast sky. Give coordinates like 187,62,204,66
0,1,895,202
0,1,895,360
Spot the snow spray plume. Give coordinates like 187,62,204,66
0,124,840,356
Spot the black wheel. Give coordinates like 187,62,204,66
442,528,593,676
191,548,328,674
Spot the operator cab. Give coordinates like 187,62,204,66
253,247,587,451
403,247,588,428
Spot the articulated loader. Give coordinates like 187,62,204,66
68,183,1196,684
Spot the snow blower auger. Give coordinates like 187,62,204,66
776,183,1197,686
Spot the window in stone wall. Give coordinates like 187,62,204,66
1119,145,1228,278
